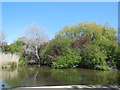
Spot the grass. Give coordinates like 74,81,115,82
0,53,19,68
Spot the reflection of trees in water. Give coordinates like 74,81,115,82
51,69,81,85
2,66,58,87
2,66,120,88
118,72,120,85
51,69,119,85
2,68,19,87
2,68,18,79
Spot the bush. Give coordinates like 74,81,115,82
80,44,109,70
40,36,72,65
56,21,118,70
8,39,28,66
8,40,24,54
115,49,120,69
6,21,119,70
52,48,81,69
18,60,26,66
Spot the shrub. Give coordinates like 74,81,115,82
52,48,81,69
80,44,109,70
57,21,118,70
8,40,24,54
18,60,26,66
40,36,71,65
115,49,120,69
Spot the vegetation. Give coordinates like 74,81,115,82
8,39,26,66
52,47,81,68
2,21,120,70
0,53,19,68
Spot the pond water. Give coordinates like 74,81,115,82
0,66,120,88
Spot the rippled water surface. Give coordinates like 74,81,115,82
1,66,120,88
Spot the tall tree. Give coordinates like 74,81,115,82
22,24,47,65
56,21,118,70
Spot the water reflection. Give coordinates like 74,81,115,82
1,66,120,88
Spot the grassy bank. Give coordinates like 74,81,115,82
0,53,19,68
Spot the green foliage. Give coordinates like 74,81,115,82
40,44,51,65
0,48,2,52
18,52,27,66
18,60,27,66
115,49,120,69
40,36,72,64
8,40,24,54
8,39,26,66
0,42,9,53
52,48,81,69
49,35,71,52
6,21,119,70
57,21,118,70
96,65,110,70
80,44,109,70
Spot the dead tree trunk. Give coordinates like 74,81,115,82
35,46,41,66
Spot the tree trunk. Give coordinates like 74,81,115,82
35,46,40,66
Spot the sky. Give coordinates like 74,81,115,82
2,2,118,44
2,0,119,2
0,2,2,29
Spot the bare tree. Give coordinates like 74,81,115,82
0,30,6,48
22,24,47,66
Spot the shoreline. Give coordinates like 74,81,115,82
2,65,120,71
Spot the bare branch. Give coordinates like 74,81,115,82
0,30,6,46
21,24,47,65
23,24,47,46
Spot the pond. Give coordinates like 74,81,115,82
0,66,120,89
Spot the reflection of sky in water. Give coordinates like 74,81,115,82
0,72,11,89
0,79,11,89
0,78,3,89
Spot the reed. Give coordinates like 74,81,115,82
0,53,19,68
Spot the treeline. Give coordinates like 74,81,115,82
3,21,120,70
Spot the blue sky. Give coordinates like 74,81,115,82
0,2,2,29
2,2,118,43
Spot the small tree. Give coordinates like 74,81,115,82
0,30,6,44
22,24,47,65
0,30,6,52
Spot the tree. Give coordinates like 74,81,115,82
22,24,47,65
0,30,6,45
0,30,6,43
0,30,6,52
56,21,118,70
40,36,72,65
57,21,117,41
8,39,24,53
8,39,26,65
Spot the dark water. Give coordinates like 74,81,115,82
1,66,120,88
